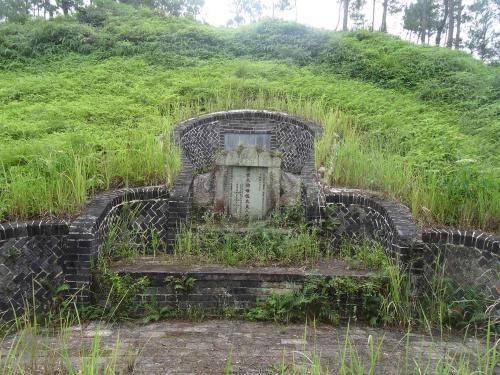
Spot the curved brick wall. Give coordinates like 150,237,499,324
173,110,323,174
0,187,170,316
0,220,68,318
66,186,169,302
323,187,499,316
323,188,420,263
421,229,499,309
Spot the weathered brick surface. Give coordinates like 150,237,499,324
322,188,499,318
117,265,377,318
65,186,169,302
324,188,419,263
421,229,499,311
0,221,68,319
173,110,322,175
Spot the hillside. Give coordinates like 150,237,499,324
0,3,499,231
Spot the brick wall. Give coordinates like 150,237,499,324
322,188,499,317
420,229,499,311
65,186,169,303
324,188,420,263
116,265,380,319
173,110,322,174
0,221,68,319
0,110,498,319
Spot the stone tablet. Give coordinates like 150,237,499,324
214,146,281,221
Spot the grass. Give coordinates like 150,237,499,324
0,305,497,374
272,322,498,374
0,7,498,231
0,309,139,374
173,213,331,267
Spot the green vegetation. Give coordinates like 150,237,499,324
46,200,490,333
173,209,332,266
246,260,496,334
246,275,384,325
1,311,497,374
0,4,498,231
272,323,498,375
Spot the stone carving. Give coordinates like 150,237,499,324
214,146,281,221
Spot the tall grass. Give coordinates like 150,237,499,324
173,214,328,266
273,321,498,374
1,75,498,230
0,314,129,374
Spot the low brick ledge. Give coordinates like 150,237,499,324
422,229,499,255
0,220,69,240
110,258,377,280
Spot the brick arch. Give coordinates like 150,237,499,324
173,110,323,174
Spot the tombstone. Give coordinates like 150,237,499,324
214,145,281,221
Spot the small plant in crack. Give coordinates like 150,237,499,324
165,275,197,310
5,246,21,261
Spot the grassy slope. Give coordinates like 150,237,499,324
0,5,498,231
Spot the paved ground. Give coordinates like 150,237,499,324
0,319,491,374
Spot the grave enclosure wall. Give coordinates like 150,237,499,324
322,188,499,312
0,187,170,317
0,110,498,318
166,110,325,248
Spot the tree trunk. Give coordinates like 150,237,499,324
420,0,427,44
371,0,376,31
335,1,343,30
435,0,448,46
446,0,455,48
380,0,388,32
342,0,350,31
454,0,462,49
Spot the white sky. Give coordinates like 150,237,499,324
199,0,408,35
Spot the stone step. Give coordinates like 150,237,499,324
109,257,384,317
190,223,296,235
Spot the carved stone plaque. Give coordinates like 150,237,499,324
225,166,268,221
214,146,281,222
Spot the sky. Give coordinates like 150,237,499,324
199,0,408,35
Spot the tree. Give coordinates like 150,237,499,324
342,0,349,30
138,0,204,16
229,0,263,25
349,0,366,29
380,0,401,32
435,0,448,45
445,0,455,47
56,0,79,16
371,0,375,30
454,0,463,48
271,0,294,17
465,0,500,61
0,0,33,22
403,0,439,44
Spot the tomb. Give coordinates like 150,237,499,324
170,110,323,237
